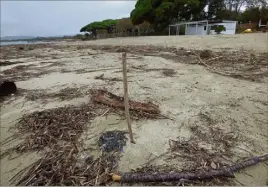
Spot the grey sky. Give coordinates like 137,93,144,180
1,1,136,37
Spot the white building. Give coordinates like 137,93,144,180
169,20,237,35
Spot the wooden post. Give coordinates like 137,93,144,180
122,52,135,143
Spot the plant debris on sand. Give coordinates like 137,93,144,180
165,112,240,170
124,141,235,186
162,69,176,77
91,89,162,119
118,111,247,186
0,61,63,82
12,104,96,152
2,89,163,186
25,87,90,102
2,67,56,82
1,86,90,104
95,74,124,82
3,103,122,186
128,166,235,186
2,65,30,75
117,154,268,185
199,50,213,59
85,45,268,83
14,143,117,186
120,129,267,186
0,60,23,66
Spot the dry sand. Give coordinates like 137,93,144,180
0,33,267,185
60,33,268,52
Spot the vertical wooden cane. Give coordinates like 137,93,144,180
122,52,135,143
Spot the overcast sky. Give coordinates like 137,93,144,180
1,1,136,37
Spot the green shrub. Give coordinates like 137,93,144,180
213,25,226,34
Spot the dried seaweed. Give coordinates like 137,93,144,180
14,143,117,186
14,104,96,152
1,43,267,83
87,45,268,82
95,74,124,82
0,60,23,66
166,112,240,171
162,69,176,77
4,103,122,186
24,87,90,101
3,65,29,75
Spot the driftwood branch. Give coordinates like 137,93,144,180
112,154,268,183
198,56,246,79
91,89,160,118
198,56,233,76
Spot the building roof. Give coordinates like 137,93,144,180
169,20,237,27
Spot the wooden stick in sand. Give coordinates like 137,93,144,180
122,52,135,144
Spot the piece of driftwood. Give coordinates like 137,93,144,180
112,154,268,183
91,89,160,118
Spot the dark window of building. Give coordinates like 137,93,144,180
204,26,207,30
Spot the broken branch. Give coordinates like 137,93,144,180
112,154,268,183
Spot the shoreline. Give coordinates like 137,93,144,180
1,34,267,185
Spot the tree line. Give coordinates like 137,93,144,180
79,18,150,38
79,0,268,37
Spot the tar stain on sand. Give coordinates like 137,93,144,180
99,131,127,152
